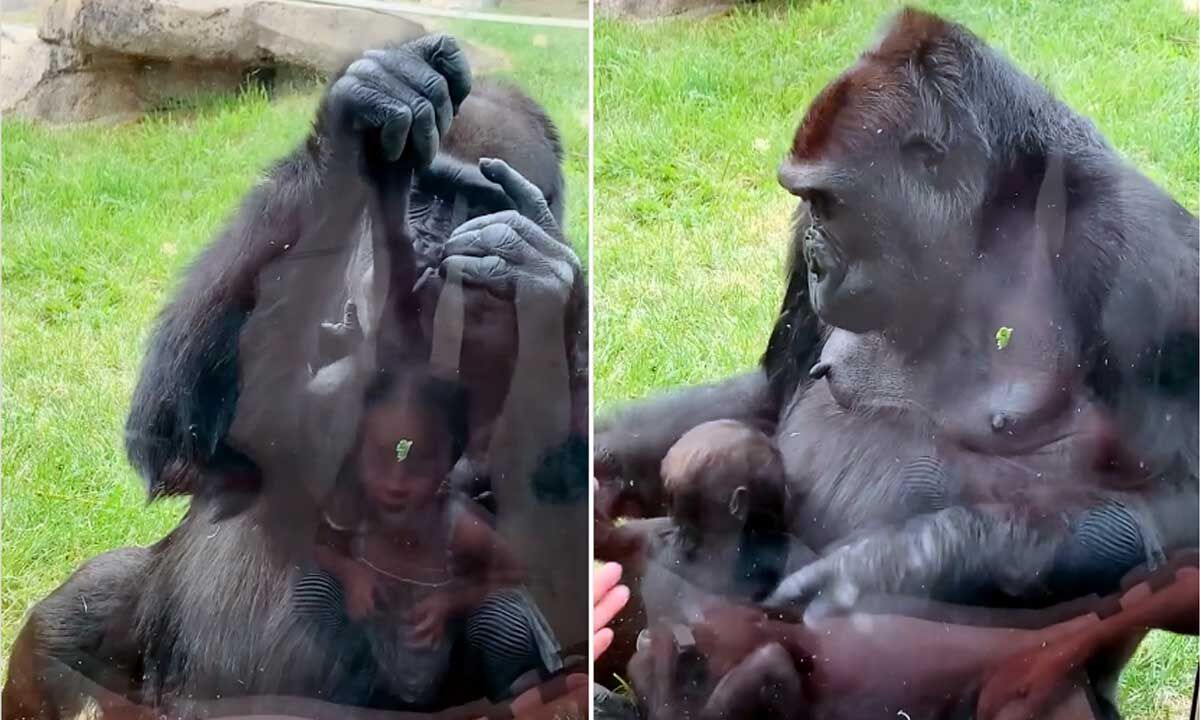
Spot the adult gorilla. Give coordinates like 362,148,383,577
595,7,1197,717
5,35,588,719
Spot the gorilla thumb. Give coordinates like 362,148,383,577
479,157,562,240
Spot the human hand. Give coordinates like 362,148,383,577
411,591,457,647
593,562,630,660
342,569,379,621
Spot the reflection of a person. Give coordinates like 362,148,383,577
292,265,569,708
593,562,630,660
593,561,643,720
310,368,529,707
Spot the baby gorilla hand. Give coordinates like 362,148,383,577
441,159,579,303
324,35,471,178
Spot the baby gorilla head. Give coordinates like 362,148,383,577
661,420,789,538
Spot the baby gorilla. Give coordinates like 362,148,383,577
597,420,815,625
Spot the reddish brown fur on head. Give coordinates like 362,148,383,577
661,420,788,533
790,7,958,162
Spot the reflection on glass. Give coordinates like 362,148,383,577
593,5,1198,720
2,13,589,720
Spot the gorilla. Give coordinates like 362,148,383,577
5,34,588,719
595,7,1197,717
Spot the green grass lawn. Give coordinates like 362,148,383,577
594,1,1198,717
1,20,587,671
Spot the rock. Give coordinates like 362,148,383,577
40,0,428,73
594,0,734,20
4,21,249,124
2,25,56,112
1,24,140,124
248,1,427,71
9,0,513,124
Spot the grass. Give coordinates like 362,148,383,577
0,20,587,669
594,1,1198,717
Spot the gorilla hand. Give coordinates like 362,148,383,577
323,34,471,178
441,158,579,303
766,532,913,615
764,506,1066,614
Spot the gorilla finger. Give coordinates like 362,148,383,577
763,567,823,608
408,98,440,168
444,224,525,261
380,108,413,163
441,255,513,297
329,75,407,135
800,601,838,626
346,59,438,166
479,157,558,236
420,157,516,212
451,211,572,266
333,67,416,163
404,34,472,110
366,49,454,139
449,209,527,237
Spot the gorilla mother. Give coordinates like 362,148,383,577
596,7,1197,717
5,34,587,719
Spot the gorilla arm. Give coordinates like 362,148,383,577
593,373,776,519
594,208,823,520
441,158,589,645
123,36,472,514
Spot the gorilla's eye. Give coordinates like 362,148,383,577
902,135,947,175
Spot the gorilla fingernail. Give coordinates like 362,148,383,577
809,361,831,379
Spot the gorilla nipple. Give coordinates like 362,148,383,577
990,413,1009,432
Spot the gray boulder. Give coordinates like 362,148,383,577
41,0,427,73
3,0,505,124
595,0,736,20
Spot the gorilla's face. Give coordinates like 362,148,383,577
779,78,988,335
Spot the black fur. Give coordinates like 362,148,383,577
5,36,576,719
596,7,1198,713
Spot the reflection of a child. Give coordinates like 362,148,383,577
315,368,529,706
298,265,563,708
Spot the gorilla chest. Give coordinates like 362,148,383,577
778,331,1099,548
